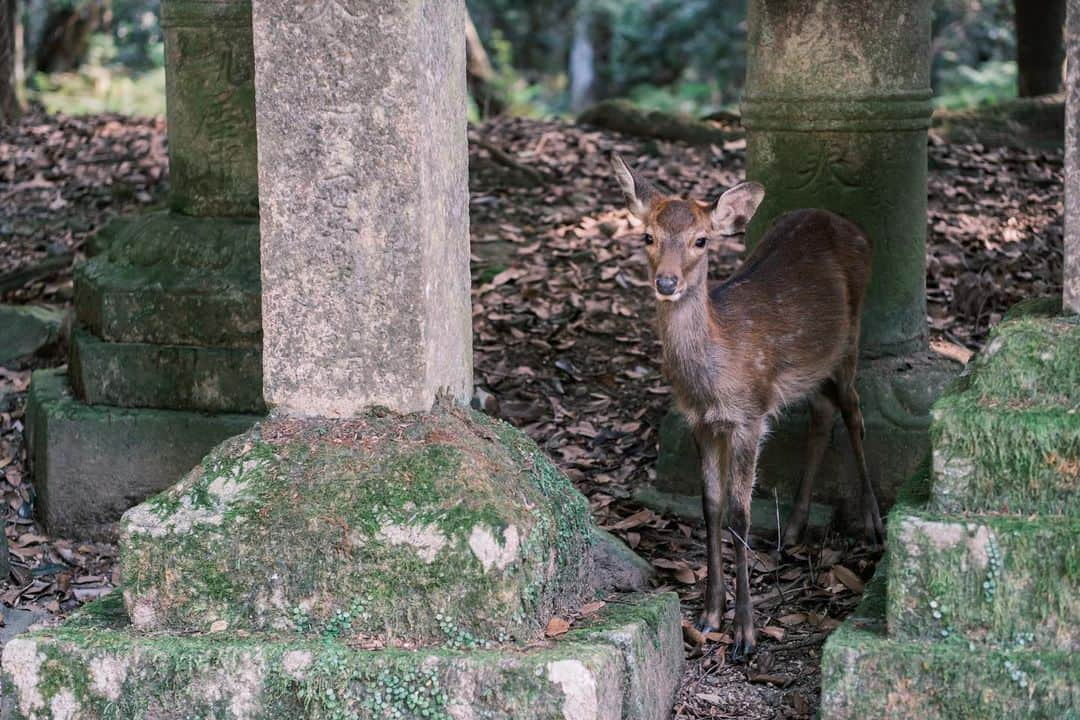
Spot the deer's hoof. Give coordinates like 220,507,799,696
696,612,722,636
730,618,757,662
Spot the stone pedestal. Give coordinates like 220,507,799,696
820,315,1080,718
3,2,683,717
27,0,263,538
648,0,960,530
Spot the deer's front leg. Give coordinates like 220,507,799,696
729,427,762,660
695,426,730,634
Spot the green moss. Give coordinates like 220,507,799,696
821,579,1080,719
119,405,595,646
930,390,1079,516
887,510,1080,650
2,591,680,720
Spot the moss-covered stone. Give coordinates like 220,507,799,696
0,591,682,720
26,369,260,540
929,317,1080,516
820,572,1080,719
887,508,1079,650
120,405,598,645
0,304,64,366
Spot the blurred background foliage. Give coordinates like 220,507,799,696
8,0,1056,120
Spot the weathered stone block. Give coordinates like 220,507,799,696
74,212,260,347
930,317,1080,516
0,591,682,720
655,352,959,527
820,573,1080,719
253,0,471,416
0,305,64,366
887,508,1080,651
120,406,599,643
69,328,263,413
161,0,258,217
26,369,259,539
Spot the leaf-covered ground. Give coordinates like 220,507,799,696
0,109,1064,718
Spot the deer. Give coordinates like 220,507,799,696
609,153,884,658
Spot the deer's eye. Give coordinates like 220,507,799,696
694,237,708,248
643,233,654,246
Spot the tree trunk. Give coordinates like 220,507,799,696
1,0,19,124
33,0,109,74
465,9,504,117
1016,0,1067,97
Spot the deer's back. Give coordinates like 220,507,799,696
706,209,871,415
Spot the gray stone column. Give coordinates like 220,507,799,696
647,0,961,530
253,0,471,416
1067,0,1080,314
26,0,263,539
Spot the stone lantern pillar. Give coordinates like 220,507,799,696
649,0,961,529
26,0,263,539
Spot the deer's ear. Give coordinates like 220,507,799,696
610,153,659,220
711,181,764,236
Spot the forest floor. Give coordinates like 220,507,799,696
0,108,1064,718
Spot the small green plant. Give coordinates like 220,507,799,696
983,533,1002,603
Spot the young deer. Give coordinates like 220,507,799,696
610,154,884,657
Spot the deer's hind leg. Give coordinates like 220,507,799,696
834,351,884,545
782,385,837,547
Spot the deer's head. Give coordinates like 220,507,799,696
610,153,764,302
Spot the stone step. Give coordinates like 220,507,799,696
74,211,261,347
0,591,683,720
886,505,1079,651
819,571,1080,719
69,327,264,414
929,316,1080,517
26,369,260,539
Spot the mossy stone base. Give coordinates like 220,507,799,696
887,508,1079,650
69,327,263,413
0,590,682,720
26,369,260,539
120,406,609,645
655,352,960,529
930,317,1080,516
0,305,64,366
74,212,260,348
820,572,1080,719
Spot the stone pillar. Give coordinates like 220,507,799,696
26,0,263,539
254,0,471,415
1066,0,1080,314
647,0,961,529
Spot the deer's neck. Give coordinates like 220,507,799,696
656,282,727,407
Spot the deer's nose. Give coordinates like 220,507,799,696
655,275,679,296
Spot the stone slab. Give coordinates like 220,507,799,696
0,590,683,720
655,352,960,529
26,369,260,539
886,506,1079,651
819,572,1080,719
0,305,64,367
69,327,263,414
253,0,471,416
929,335,1080,517
74,212,260,347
